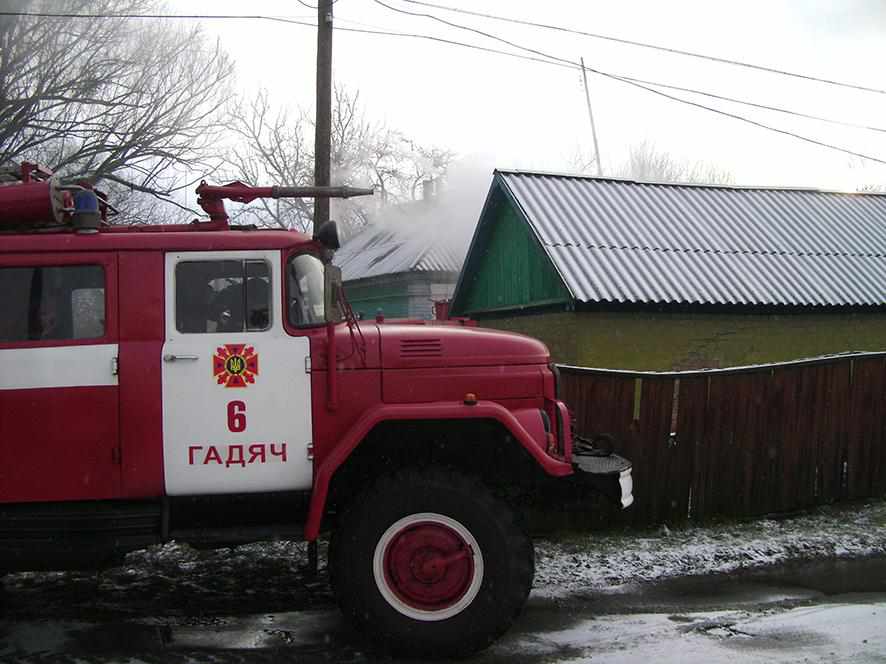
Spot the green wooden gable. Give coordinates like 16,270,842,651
450,180,571,316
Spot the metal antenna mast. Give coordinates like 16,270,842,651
580,56,603,176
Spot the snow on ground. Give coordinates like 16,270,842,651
5,499,885,610
533,499,886,595
3,501,886,662
488,602,886,664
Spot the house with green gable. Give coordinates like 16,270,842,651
336,205,462,321
450,170,886,370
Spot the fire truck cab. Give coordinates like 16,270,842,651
0,165,632,657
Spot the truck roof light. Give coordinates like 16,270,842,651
72,189,101,233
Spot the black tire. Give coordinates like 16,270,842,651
329,467,533,658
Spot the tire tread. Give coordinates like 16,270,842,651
329,466,533,657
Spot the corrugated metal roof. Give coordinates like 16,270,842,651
335,220,462,282
497,170,886,307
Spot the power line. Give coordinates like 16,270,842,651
347,8,886,136
0,9,572,69
620,75,886,135
371,0,886,166
3,2,882,136
338,16,576,68
400,0,886,97
4,8,886,165
335,20,569,68
372,0,575,73
296,0,343,9
0,10,317,26
604,73,886,167
3,5,882,139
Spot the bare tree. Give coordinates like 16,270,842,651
565,147,599,175
0,0,234,220
224,90,314,230
224,84,454,235
846,156,886,193
617,141,734,185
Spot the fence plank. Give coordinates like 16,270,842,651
687,377,712,521
635,378,677,524
794,363,820,509
848,358,877,498
825,362,851,503
735,371,771,516
755,367,781,514
850,357,886,498
767,367,795,513
676,377,706,522
704,372,743,518
871,360,886,496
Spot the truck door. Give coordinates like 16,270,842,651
161,251,313,495
0,254,120,502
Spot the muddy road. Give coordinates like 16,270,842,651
2,542,885,663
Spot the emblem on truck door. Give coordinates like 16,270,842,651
213,344,259,388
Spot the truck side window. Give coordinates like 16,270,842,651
0,265,105,343
175,260,271,334
287,254,325,327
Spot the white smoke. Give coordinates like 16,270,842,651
339,154,497,272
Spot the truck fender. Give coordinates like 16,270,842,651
304,400,573,540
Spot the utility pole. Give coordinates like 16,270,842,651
580,57,603,177
313,0,334,234
311,5,333,575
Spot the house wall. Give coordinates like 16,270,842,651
345,272,457,320
408,281,456,320
345,278,410,319
479,310,886,370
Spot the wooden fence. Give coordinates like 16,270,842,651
559,352,886,525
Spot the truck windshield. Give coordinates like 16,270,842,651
287,254,325,326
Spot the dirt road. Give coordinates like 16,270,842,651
2,544,885,663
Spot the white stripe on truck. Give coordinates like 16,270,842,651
0,344,118,390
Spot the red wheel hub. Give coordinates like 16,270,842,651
382,521,475,611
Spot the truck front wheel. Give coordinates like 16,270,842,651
329,468,533,657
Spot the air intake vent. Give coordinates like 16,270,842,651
400,338,443,358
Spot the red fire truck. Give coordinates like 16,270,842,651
0,164,632,656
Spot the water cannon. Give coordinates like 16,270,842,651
196,181,372,221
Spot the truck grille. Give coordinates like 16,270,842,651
399,338,443,358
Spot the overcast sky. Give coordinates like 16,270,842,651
171,0,886,192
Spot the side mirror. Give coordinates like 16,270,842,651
324,264,344,323
314,220,340,250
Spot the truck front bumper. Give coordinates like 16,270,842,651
573,453,634,508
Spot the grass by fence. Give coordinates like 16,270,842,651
559,352,886,525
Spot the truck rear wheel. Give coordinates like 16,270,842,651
329,467,533,657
